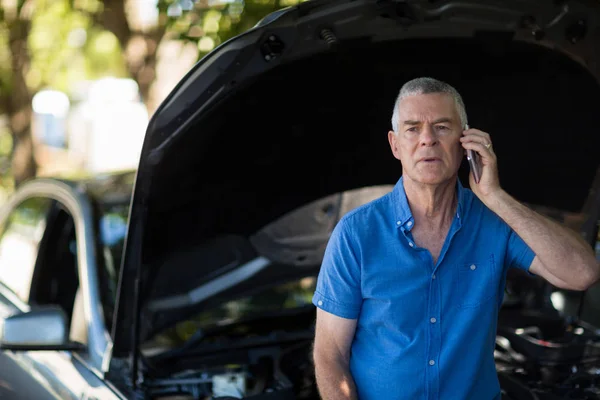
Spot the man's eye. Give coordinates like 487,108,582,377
407,127,418,132
436,125,449,130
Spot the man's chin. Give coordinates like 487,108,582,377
407,173,455,186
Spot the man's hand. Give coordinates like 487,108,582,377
460,127,599,290
460,127,501,200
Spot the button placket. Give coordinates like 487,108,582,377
427,255,441,399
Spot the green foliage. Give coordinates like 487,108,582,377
27,0,126,92
0,24,10,94
0,122,13,198
2,0,304,102
0,0,304,195
160,0,305,59
82,28,127,79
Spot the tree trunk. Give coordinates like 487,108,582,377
125,32,164,115
6,18,36,187
98,0,165,115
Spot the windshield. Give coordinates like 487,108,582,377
145,275,317,350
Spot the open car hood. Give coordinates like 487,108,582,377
111,0,600,358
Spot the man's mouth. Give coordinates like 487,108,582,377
419,157,441,163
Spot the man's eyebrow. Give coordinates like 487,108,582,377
402,118,454,125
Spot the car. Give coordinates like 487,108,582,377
1,0,600,399
0,171,134,399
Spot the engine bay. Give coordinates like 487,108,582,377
138,193,600,400
144,332,316,400
142,292,600,400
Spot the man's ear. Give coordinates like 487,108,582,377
388,130,401,160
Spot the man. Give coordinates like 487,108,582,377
311,77,599,400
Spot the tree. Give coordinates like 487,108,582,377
0,0,301,189
0,0,36,187
77,0,169,114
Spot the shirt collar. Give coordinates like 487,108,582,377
392,176,465,230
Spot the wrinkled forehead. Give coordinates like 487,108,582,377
398,92,460,124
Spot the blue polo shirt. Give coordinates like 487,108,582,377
312,176,535,400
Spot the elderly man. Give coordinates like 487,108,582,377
311,77,599,400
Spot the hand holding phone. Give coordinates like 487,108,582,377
464,124,482,184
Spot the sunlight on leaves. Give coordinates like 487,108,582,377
0,127,13,156
71,0,101,13
93,31,119,54
203,9,222,34
197,35,214,52
84,28,127,79
28,0,93,92
25,68,41,89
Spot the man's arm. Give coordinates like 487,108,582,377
485,190,599,290
313,308,358,400
460,128,600,291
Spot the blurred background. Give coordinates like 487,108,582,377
0,0,301,202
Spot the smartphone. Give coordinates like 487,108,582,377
464,124,482,184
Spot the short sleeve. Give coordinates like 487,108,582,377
506,228,536,273
312,218,362,319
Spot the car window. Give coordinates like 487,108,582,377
28,204,79,328
97,201,129,332
0,197,53,303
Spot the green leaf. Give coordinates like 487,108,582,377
17,0,26,15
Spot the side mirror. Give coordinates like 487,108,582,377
0,306,84,351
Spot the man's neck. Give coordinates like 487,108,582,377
403,177,458,229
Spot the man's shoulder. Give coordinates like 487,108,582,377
463,187,510,233
338,191,393,227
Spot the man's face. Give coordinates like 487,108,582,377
388,93,464,186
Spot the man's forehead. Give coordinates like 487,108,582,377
397,93,458,121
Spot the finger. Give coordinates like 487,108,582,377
462,141,496,161
461,130,490,141
462,129,492,144
460,135,493,151
462,128,491,140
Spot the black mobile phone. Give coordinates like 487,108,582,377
464,124,482,183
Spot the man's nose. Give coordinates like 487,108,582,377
420,125,437,146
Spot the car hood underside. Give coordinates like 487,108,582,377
112,0,600,357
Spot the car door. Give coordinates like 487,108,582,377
0,196,62,400
0,192,123,400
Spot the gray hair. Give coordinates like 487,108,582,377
391,77,468,134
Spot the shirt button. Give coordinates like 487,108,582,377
429,360,435,366
430,317,437,323
432,274,436,279
396,221,401,225
407,221,413,227
470,264,477,270
409,242,414,247
317,301,323,306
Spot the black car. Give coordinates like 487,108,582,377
1,0,600,399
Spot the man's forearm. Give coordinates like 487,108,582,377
314,356,358,400
484,190,599,290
